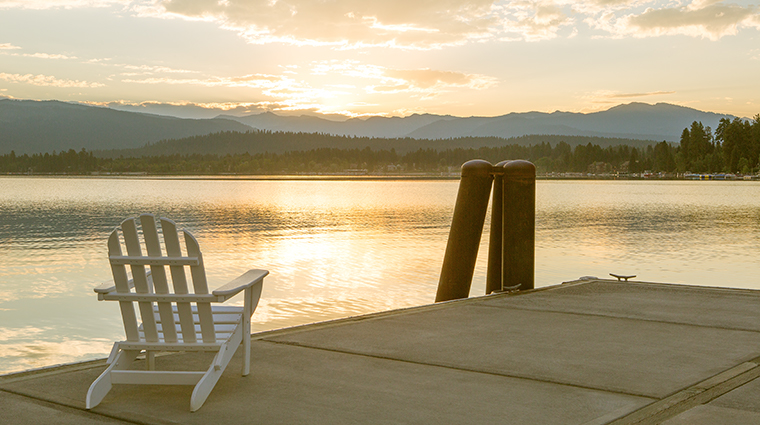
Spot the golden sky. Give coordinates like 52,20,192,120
1,0,758,119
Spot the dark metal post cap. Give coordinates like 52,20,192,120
460,159,494,177
503,160,536,177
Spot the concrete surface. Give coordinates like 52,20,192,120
3,279,760,424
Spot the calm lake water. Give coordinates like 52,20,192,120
1,176,760,373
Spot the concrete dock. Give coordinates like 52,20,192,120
3,278,760,424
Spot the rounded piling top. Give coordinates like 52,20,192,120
503,160,536,177
460,159,494,177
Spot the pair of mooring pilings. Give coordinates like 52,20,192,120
435,159,536,303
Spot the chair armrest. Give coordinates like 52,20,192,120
94,280,117,294
93,270,151,294
212,269,268,298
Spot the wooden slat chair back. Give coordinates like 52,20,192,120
86,214,268,412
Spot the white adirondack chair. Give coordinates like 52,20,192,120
86,214,268,412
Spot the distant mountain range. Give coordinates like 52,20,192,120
0,99,250,154
0,98,737,155
220,103,735,141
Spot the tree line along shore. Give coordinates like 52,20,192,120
1,116,758,177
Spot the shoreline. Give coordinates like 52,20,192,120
2,173,758,181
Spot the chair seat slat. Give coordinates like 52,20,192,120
154,323,238,334
100,293,218,302
153,311,242,325
137,331,233,343
116,341,223,351
173,305,242,314
159,305,244,316
110,256,200,266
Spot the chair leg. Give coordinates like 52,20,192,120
190,362,223,412
190,346,233,412
242,288,253,376
86,349,140,409
146,351,155,370
242,318,251,376
190,329,242,412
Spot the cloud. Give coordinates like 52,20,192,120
687,0,725,11
582,90,676,107
498,2,575,41
81,100,272,118
79,58,197,76
122,72,335,108
23,52,77,59
149,0,505,49
0,0,129,9
124,62,497,98
0,51,77,60
119,64,194,75
377,68,497,94
311,60,497,95
4,0,759,47
122,73,287,89
629,4,758,39
605,90,676,98
569,0,642,15
0,43,78,59
149,0,760,46
586,1,760,40
0,72,104,88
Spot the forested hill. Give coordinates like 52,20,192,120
4,116,758,175
0,99,252,154
96,131,656,158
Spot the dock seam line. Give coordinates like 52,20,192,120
0,359,108,384
0,387,155,425
471,302,760,334
259,339,657,400
246,287,559,341
605,360,760,425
